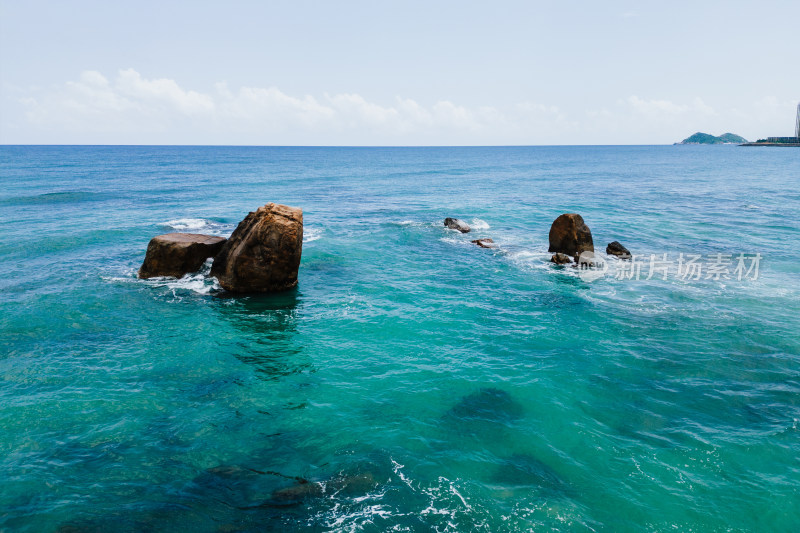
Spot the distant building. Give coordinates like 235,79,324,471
744,103,800,145
763,103,800,143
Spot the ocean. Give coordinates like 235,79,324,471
1,145,798,531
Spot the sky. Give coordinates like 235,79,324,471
0,0,798,145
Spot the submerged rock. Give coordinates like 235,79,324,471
138,233,226,279
211,203,303,293
444,217,471,233
550,253,572,265
606,241,631,259
268,480,324,505
471,238,496,248
548,213,594,259
491,454,570,496
446,387,524,424
269,472,377,506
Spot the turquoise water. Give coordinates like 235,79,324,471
1,145,799,531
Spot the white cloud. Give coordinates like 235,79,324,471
326,93,399,126
116,68,214,115
626,96,714,119
8,69,539,143
2,68,789,145
216,83,335,127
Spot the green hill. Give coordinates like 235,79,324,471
679,132,748,144
717,133,748,143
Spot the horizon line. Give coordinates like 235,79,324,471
0,143,709,148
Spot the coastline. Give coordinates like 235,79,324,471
740,142,800,147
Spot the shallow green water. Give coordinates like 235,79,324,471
1,145,799,531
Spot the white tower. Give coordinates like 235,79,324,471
796,103,800,139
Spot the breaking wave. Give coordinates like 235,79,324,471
161,218,232,235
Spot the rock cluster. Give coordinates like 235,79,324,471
546,214,632,266
138,203,303,293
138,207,633,291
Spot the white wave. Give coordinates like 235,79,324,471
103,262,220,297
304,227,323,243
158,270,220,296
161,218,233,235
439,235,474,247
394,219,437,228
163,218,210,230
391,459,414,489
505,249,552,270
470,218,490,230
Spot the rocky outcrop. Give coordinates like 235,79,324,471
548,214,594,259
444,218,471,233
550,253,572,265
210,203,303,293
138,233,226,279
471,238,495,248
606,241,631,259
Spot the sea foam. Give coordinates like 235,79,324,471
162,218,232,235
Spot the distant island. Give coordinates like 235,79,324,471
677,132,748,145
690,103,800,147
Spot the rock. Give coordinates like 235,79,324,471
269,472,377,506
548,213,594,259
138,233,226,279
550,253,572,265
444,217,471,233
269,480,324,505
445,387,524,425
210,203,303,293
471,238,495,248
606,241,631,259
491,454,570,497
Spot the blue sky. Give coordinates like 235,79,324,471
1,0,797,145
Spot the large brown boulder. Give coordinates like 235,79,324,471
211,203,303,293
548,214,594,259
138,233,226,279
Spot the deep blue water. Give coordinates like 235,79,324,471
1,145,799,531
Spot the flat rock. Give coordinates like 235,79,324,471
211,203,303,293
606,241,631,259
548,213,594,259
444,217,471,233
138,233,226,279
471,238,495,248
